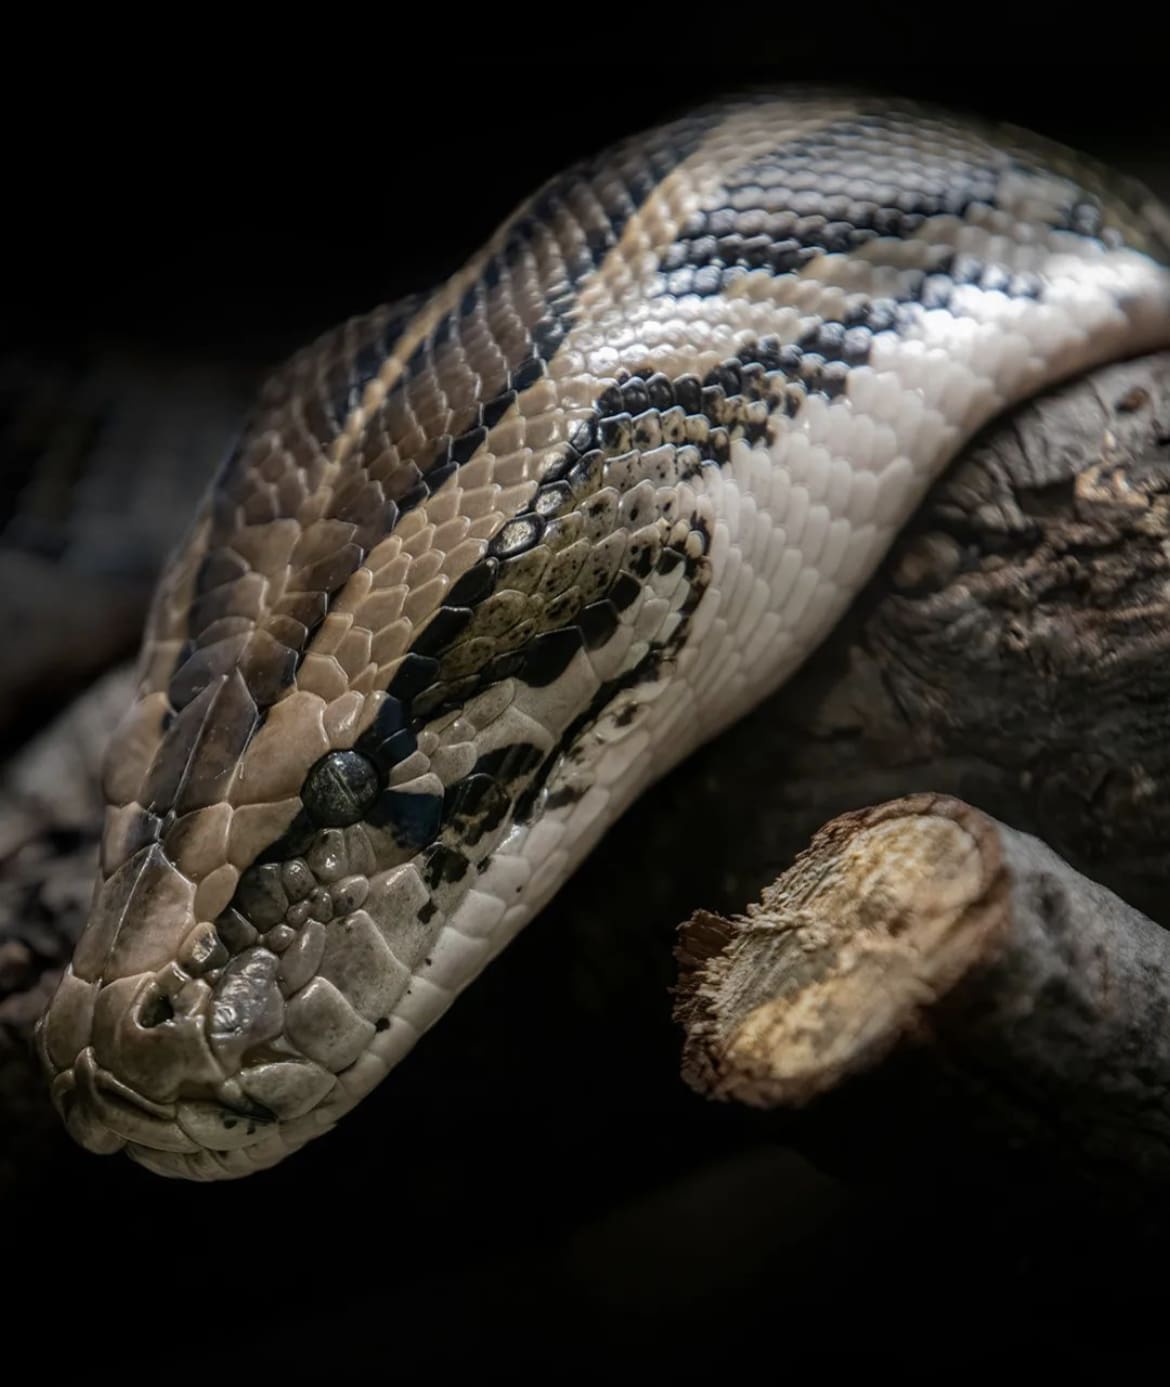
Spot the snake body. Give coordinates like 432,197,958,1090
36,93,1170,1178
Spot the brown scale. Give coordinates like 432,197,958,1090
100,104,792,897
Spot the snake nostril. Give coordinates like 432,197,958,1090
138,993,175,1029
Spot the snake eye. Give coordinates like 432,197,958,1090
302,751,380,827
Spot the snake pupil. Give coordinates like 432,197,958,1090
302,750,380,828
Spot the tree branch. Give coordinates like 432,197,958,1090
676,794,1170,1183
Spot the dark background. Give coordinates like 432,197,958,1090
5,34,1170,1375
10,31,1170,362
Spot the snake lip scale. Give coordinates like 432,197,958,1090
34,91,1170,1179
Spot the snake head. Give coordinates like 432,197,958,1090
34,277,717,1177
32,709,511,1178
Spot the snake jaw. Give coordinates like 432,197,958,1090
38,952,338,1174
37,782,506,1174
49,1037,310,1175
38,898,333,1170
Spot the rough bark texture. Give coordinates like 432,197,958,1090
3,352,1170,1188
677,794,1170,1185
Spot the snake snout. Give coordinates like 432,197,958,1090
38,934,341,1175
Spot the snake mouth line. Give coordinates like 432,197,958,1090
51,1047,277,1158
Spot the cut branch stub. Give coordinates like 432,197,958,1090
676,796,1009,1106
676,795,1170,1182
